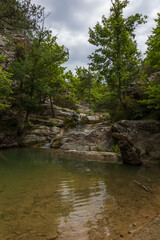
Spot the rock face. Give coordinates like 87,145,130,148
0,33,14,68
112,120,160,165
0,32,28,69
23,126,62,146
52,122,114,152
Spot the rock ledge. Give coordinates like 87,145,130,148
52,150,122,164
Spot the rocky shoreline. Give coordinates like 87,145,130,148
0,104,160,166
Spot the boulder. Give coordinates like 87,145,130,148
80,113,109,124
112,120,160,165
118,140,141,165
52,122,114,152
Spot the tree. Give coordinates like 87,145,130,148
0,56,13,110
75,67,93,108
10,30,69,135
145,13,160,71
139,13,160,116
88,0,147,103
0,0,43,32
140,82,160,111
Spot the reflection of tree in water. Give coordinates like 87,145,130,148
0,149,160,240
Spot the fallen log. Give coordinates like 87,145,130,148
133,180,153,193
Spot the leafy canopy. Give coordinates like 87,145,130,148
10,30,69,132
145,13,160,71
88,0,147,102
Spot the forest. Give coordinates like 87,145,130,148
1,2,160,238
0,0,160,137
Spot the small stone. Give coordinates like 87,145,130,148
132,223,136,227
120,234,124,238
30,230,37,234
47,233,57,240
57,229,63,234
128,231,132,234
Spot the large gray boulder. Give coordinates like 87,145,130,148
52,122,114,152
112,120,160,165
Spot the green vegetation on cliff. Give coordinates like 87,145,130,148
0,0,160,137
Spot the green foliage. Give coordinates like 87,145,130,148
145,13,160,71
0,56,13,110
15,42,25,60
65,67,106,110
28,120,34,128
139,82,160,111
64,117,77,129
88,0,147,102
143,13,160,116
113,144,121,155
94,89,147,121
48,119,56,127
0,0,43,31
53,94,78,110
96,146,103,152
10,30,69,133
75,67,93,107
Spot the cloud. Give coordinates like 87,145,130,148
32,0,160,71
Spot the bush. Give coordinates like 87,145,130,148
53,94,78,110
64,117,77,129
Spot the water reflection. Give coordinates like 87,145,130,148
0,149,160,240
57,179,109,240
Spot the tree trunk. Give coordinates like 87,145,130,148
89,84,91,109
118,75,122,103
22,110,29,136
50,97,56,118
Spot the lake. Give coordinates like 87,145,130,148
0,149,160,240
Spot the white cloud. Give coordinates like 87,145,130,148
32,0,160,71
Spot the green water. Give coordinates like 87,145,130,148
0,149,160,240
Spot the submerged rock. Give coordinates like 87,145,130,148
52,150,122,164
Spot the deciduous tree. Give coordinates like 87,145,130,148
11,30,68,135
88,0,147,103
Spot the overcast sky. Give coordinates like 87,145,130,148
32,0,160,71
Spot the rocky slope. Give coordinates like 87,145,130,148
22,105,160,165
0,101,160,165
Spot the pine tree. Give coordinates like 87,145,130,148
0,0,43,32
